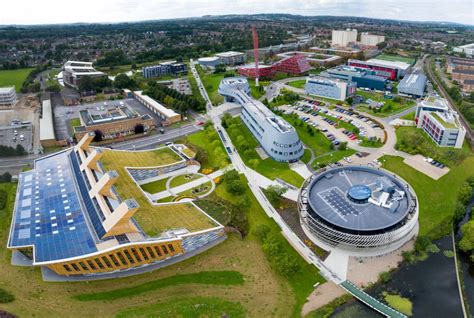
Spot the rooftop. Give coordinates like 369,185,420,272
99,148,218,236
430,112,458,129
0,86,16,94
134,91,179,118
39,99,55,141
306,166,411,232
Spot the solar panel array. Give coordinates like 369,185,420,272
323,190,359,216
9,151,97,263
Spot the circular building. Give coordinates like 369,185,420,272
298,166,418,254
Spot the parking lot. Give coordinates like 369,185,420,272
52,96,166,141
0,123,33,152
403,154,449,180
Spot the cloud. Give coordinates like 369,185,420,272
0,0,472,25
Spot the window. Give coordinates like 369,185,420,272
86,260,97,270
139,248,149,261
161,245,169,254
94,258,105,269
79,261,88,271
131,248,142,262
168,244,175,253
63,264,72,272
71,263,80,272
109,254,120,267
123,250,135,264
147,246,156,258
116,252,128,265
154,246,163,257
101,256,113,268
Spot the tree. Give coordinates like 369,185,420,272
79,75,94,92
346,96,353,105
265,185,288,205
93,130,103,142
134,123,145,134
460,221,474,255
114,74,137,90
338,141,348,151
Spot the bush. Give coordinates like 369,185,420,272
0,190,6,210
0,288,14,303
253,224,271,241
379,271,391,284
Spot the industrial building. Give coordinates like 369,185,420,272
218,77,303,162
397,73,427,98
332,29,358,47
8,133,225,280
305,76,356,101
237,54,311,79
320,66,387,91
62,61,106,89
72,103,156,141
453,43,474,57
360,33,385,46
0,86,18,106
415,97,466,148
445,56,474,93
39,99,56,148
142,61,187,78
298,166,418,253
348,59,411,80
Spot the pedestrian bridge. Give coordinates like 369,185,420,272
340,280,407,318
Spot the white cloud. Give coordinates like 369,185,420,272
0,0,472,25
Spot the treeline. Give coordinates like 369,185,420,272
144,81,206,114
456,178,474,262
20,64,50,93
0,145,26,157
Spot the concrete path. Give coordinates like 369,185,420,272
302,282,347,317
290,161,313,180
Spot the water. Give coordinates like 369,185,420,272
333,236,463,317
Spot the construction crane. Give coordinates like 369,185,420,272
252,26,259,87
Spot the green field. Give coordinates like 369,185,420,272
357,89,416,117
116,297,246,318
140,177,169,194
183,126,229,171
170,173,202,188
381,155,474,238
376,54,415,65
401,111,416,121
287,79,307,89
249,79,269,99
0,68,34,92
224,116,304,187
195,65,226,105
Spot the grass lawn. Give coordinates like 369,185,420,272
248,78,269,99
312,149,356,168
74,271,243,301
301,149,312,164
116,296,246,318
96,64,132,76
401,111,416,121
224,117,304,188
68,118,81,135
376,54,415,65
176,181,212,197
100,148,217,235
356,89,415,117
183,126,229,172
170,173,201,188
187,69,206,106
381,155,474,238
140,177,169,194
395,126,470,166
195,65,225,105
287,79,306,89
214,174,325,316
0,68,34,92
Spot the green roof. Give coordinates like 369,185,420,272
430,112,457,129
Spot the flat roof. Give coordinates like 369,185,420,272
40,100,55,141
430,112,458,129
307,166,411,232
366,59,411,70
134,91,179,118
0,86,16,94
216,51,244,57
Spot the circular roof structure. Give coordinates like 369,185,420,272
347,184,372,201
306,166,411,233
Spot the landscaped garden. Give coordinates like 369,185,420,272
221,115,304,187
195,65,227,105
287,79,306,89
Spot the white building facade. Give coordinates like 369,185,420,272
360,33,385,46
218,77,303,163
0,87,17,106
331,29,358,47
305,76,356,101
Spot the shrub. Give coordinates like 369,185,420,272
0,288,14,303
0,190,6,210
379,271,391,284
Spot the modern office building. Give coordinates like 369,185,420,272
416,97,466,148
218,77,303,163
445,56,474,93
132,91,181,126
73,103,156,141
62,61,106,89
7,133,225,280
320,66,387,91
215,51,246,65
237,54,311,79
332,29,358,47
0,86,18,106
360,33,385,46
142,61,187,78
305,76,356,101
453,43,474,57
348,59,411,80
397,72,427,98
298,166,418,254
197,56,221,69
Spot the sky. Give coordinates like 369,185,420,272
0,0,473,25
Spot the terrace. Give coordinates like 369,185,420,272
99,148,219,236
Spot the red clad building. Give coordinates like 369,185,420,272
237,54,311,79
